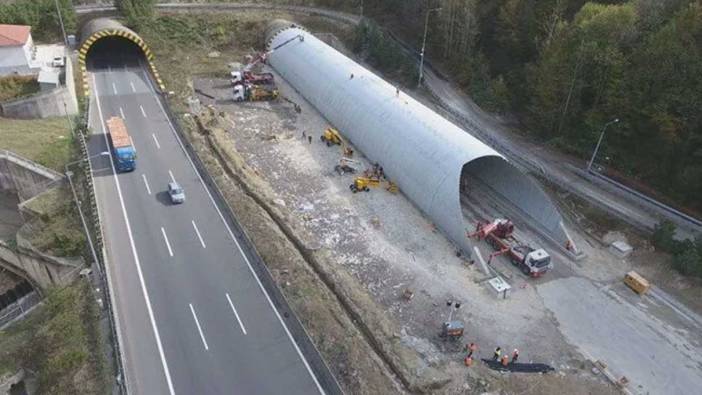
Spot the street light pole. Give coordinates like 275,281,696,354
417,7,442,88
587,118,619,172
65,152,109,275
53,0,68,47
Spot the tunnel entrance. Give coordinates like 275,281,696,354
79,18,165,94
460,156,568,249
85,36,146,70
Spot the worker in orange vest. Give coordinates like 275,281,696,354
464,355,473,367
500,354,509,367
466,342,477,358
511,349,519,364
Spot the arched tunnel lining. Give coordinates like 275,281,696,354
266,23,571,256
460,156,566,244
78,18,164,95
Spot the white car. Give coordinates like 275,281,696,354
167,182,185,204
52,56,65,68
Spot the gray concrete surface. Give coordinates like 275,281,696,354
0,236,82,290
0,52,78,119
0,150,62,202
0,191,22,241
87,55,324,394
538,277,702,395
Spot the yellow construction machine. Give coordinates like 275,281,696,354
350,177,398,193
320,128,342,146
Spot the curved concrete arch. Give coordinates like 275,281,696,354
78,18,164,95
265,21,570,255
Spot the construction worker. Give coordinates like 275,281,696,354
511,349,519,364
466,342,477,359
501,354,509,367
464,355,473,367
493,347,501,361
308,135,312,144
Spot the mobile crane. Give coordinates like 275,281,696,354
468,219,553,277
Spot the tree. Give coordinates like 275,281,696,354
115,0,157,28
0,0,75,42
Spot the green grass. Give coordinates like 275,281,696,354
0,75,39,102
0,116,74,171
22,185,86,258
0,282,107,393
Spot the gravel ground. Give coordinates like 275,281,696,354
192,72,616,393
539,277,702,395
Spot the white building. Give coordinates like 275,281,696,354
0,24,36,75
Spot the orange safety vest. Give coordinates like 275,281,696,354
464,356,473,367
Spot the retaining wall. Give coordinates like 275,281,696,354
0,150,62,202
0,55,78,119
0,237,82,291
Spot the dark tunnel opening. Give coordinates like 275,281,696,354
460,156,568,247
86,36,146,70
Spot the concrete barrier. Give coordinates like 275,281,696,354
0,237,82,291
0,55,78,119
0,150,62,202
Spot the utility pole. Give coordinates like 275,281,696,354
65,152,110,276
54,0,68,47
417,7,442,88
587,118,619,172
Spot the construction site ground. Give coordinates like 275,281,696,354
188,64,702,394
141,10,702,394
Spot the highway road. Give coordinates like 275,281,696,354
86,53,325,394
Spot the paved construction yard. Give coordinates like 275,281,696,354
193,62,702,393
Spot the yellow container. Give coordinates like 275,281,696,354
624,271,650,295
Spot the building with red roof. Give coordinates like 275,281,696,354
0,24,36,75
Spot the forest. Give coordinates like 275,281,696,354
353,0,702,216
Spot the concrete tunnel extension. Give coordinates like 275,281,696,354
265,21,570,256
78,18,165,95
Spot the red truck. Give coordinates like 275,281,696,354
230,70,274,86
468,219,553,277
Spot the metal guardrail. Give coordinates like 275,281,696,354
587,169,702,229
77,101,127,394
0,291,41,329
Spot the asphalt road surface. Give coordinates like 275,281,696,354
86,56,324,394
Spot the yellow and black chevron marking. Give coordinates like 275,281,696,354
79,28,165,97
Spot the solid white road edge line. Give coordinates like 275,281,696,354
191,220,206,249
142,69,326,394
141,174,152,195
92,72,176,395
140,105,147,118
160,227,174,257
189,303,209,351
152,133,161,149
168,170,176,184
112,82,117,95
225,293,247,335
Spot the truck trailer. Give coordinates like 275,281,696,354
106,116,136,172
468,219,553,277
232,83,279,102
